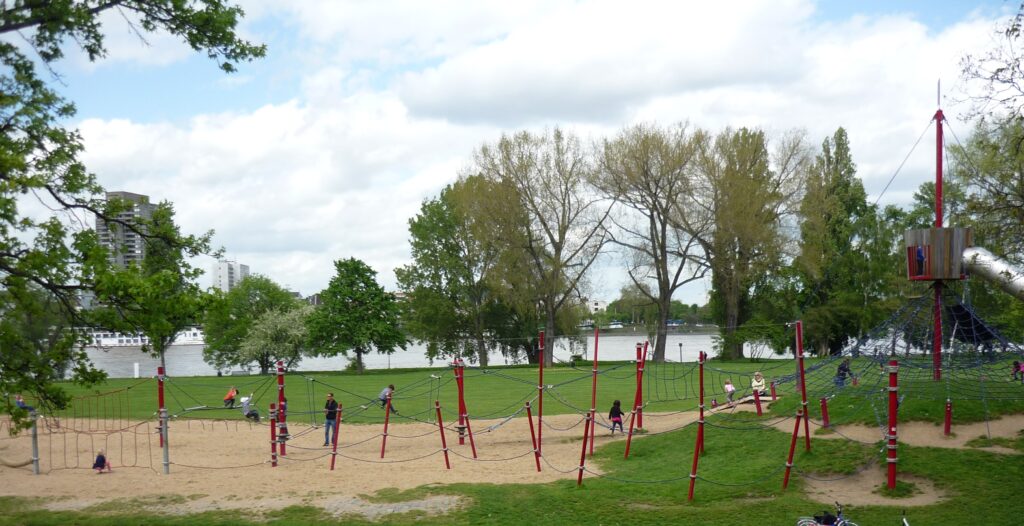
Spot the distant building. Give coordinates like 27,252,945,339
95,191,157,269
212,260,250,292
589,300,607,314
305,293,323,306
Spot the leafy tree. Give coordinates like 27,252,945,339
596,123,707,361
239,304,313,373
0,1,263,422
307,258,407,373
91,203,212,371
474,128,611,365
396,176,509,366
690,128,810,359
203,275,299,374
960,2,1024,121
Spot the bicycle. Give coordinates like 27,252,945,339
796,501,859,526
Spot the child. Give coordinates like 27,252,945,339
608,400,625,434
724,379,736,406
223,386,238,408
93,449,111,473
750,372,766,396
378,384,398,414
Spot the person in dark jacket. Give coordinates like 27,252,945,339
608,400,626,434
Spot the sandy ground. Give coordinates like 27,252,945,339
0,407,1020,519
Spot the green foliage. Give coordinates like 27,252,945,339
203,275,300,373
239,303,313,374
0,0,262,426
307,258,407,372
91,203,212,368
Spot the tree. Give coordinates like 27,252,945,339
960,3,1024,121
307,258,407,373
91,203,212,371
203,275,299,374
596,123,707,361
396,176,509,366
239,304,314,373
474,128,611,366
0,1,263,422
689,128,809,359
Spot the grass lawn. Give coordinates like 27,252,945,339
3,356,1023,525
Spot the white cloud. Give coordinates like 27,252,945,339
72,1,1011,305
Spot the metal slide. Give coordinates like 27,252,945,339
962,247,1024,301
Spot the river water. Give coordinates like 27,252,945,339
85,333,726,378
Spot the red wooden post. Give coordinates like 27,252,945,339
698,351,705,455
588,326,599,457
887,359,899,489
820,397,830,428
638,341,648,429
276,360,287,456
538,330,545,456
576,413,591,486
380,394,393,459
456,360,466,445
943,399,952,436
329,405,342,471
435,401,451,470
270,403,278,467
526,402,541,472
795,321,811,451
782,410,803,490
156,366,165,447
770,381,777,401
753,389,763,416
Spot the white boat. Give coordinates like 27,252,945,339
84,327,206,347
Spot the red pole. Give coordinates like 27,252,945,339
276,360,286,456
820,397,830,428
633,343,642,430
887,359,899,489
456,360,466,446
156,366,165,447
624,399,639,459
696,349,704,452
588,326,599,457
270,403,278,467
538,330,544,456
753,389,763,416
435,401,451,470
464,411,478,459
782,410,803,490
329,405,342,471
576,413,591,486
770,381,777,401
934,107,945,381
380,394,393,459
943,399,952,436
687,417,702,501
525,402,541,472
795,321,811,451
638,341,648,429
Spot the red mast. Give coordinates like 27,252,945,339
933,107,944,381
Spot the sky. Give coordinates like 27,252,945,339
28,0,1017,304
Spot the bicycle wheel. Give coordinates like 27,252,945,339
796,520,819,526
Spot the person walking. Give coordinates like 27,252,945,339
324,393,339,446
608,400,626,434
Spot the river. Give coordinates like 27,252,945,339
84,332,728,378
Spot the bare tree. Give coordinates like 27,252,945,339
596,123,707,362
474,128,612,366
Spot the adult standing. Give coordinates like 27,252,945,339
324,393,339,446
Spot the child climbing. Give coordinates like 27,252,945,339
93,449,111,473
724,379,736,406
608,400,625,434
223,386,238,408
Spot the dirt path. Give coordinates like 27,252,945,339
0,409,1019,518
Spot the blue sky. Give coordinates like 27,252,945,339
23,0,1015,304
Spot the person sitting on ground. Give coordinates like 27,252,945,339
750,372,767,396
378,384,398,414
1014,361,1022,381
14,394,34,413
608,400,626,434
240,394,259,422
93,449,111,473
724,379,736,406
223,386,238,408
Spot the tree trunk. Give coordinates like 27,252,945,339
355,349,365,373
722,291,744,359
652,298,670,362
544,306,556,367
475,335,489,367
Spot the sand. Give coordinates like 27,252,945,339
0,408,1020,519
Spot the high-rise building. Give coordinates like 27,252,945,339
213,260,250,292
95,191,157,269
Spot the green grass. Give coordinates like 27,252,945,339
4,357,1024,525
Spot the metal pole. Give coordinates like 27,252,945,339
698,350,705,454
753,389,763,417
782,410,803,490
638,341,648,429
31,411,39,475
160,407,170,475
270,403,278,467
887,359,899,489
795,321,811,451
588,326,599,457
944,399,952,436
526,402,541,472
380,394,393,458
576,413,591,486
329,404,342,471
276,360,287,456
820,397,830,428
456,360,466,445
678,342,682,363
157,366,165,448
538,330,544,456
435,401,451,470
933,107,945,381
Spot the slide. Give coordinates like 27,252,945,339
962,247,1024,302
